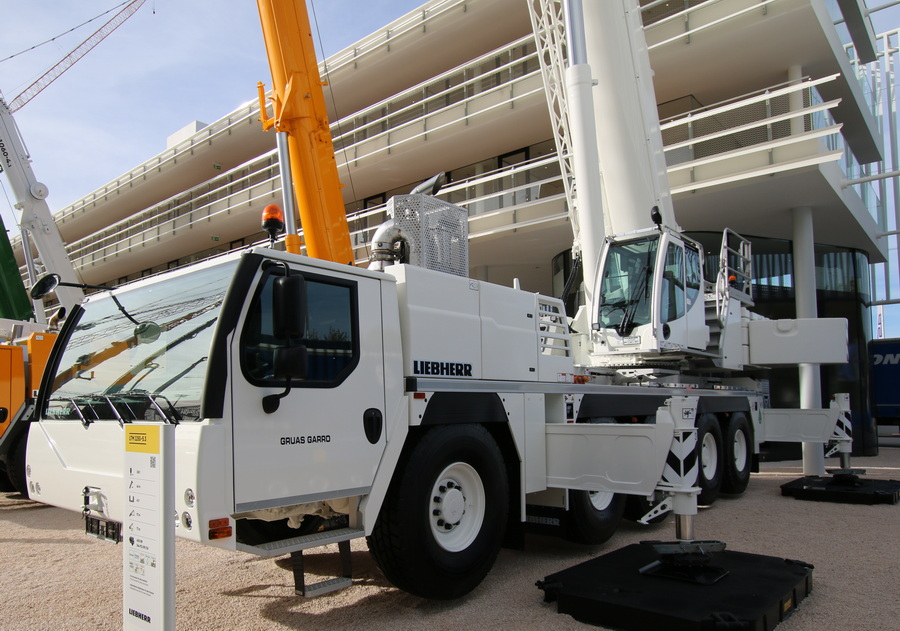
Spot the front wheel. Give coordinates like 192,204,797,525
367,424,508,599
695,413,723,505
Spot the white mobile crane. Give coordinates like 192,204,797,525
22,0,852,602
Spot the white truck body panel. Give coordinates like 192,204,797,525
27,415,125,518
748,318,849,365
231,265,388,513
391,264,483,380
760,407,842,444
545,419,672,496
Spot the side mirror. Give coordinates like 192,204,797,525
263,271,308,415
31,273,62,300
273,345,308,381
263,346,309,414
0,407,7,423
134,321,162,344
272,274,306,339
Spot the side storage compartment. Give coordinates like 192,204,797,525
544,420,673,497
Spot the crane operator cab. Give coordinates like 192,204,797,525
591,226,710,362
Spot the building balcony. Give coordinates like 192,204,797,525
13,0,887,291
661,73,884,261
642,0,883,164
29,70,875,290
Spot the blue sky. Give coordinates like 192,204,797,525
0,0,424,229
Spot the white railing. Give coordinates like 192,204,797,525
332,36,542,166
54,101,265,225
661,75,845,193
319,0,469,76
643,0,781,49
29,74,850,279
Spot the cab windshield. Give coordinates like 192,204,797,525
596,237,658,334
44,261,237,423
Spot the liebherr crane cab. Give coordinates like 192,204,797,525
590,222,712,360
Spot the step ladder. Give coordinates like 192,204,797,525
290,539,353,597
245,527,364,597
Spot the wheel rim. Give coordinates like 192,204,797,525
588,491,614,511
701,432,719,480
732,428,748,472
429,462,485,552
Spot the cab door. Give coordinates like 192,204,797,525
657,239,688,348
230,263,386,514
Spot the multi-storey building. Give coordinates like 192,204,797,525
12,0,896,453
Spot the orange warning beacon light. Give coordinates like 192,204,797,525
262,204,285,247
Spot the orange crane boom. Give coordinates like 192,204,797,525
256,0,354,264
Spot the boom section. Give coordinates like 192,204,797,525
256,0,354,264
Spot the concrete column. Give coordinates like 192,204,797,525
792,205,825,475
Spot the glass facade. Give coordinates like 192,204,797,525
690,232,876,456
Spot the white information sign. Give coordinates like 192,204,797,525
123,424,175,630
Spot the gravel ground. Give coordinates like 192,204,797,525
1,448,898,631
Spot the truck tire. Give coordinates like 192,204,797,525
367,424,508,599
566,490,625,544
695,413,723,505
7,436,28,496
722,412,752,494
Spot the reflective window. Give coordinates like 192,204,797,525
660,242,685,323
597,237,658,332
685,245,702,309
241,271,358,387
45,261,237,422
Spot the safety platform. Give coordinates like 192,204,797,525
537,541,813,631
781,471,900,505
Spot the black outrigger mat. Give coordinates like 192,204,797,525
781,474,900,505
537,543,813,631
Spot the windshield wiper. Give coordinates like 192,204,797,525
48,395,106,427
112,391,182,424
617,265,650,337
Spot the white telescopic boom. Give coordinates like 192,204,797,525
579,0,677,236
562,0,608,310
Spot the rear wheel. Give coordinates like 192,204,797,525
695,413,723,505
722,412,752,494
367,424,508,599
566,490,625,544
